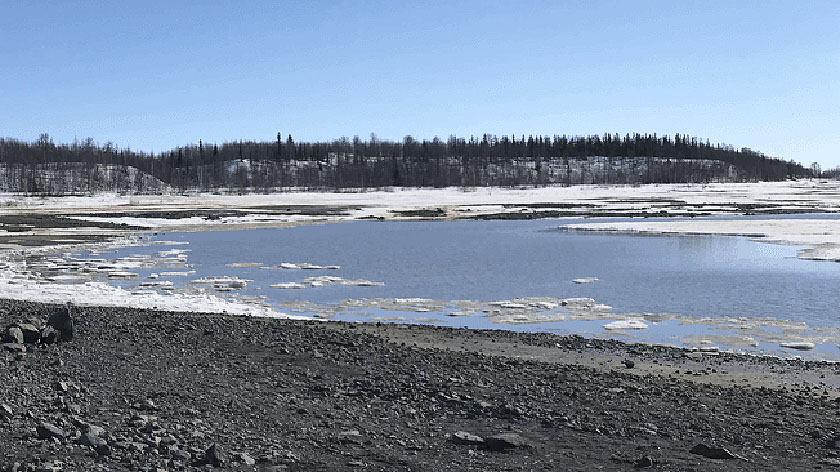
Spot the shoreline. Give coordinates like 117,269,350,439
3,299,840,470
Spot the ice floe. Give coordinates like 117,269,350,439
603,318,649,330
261,262,341,270
159,270,196,276
188,276,251,291
270,282,307,289
779,341,815,350
301,275,384,287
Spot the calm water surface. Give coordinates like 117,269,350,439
112,218,840,327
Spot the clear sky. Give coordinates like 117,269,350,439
2,1,838,167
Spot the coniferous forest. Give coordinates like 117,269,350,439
0,132,815,195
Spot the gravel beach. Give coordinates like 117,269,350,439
3,299,840,471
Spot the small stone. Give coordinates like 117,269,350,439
634,456,654,468
205,444,227,466
689,443,738,460
78,432,107,448
3,327,23,344
17,324,41,344
40,326,61,344
1,343,25,353
138,398,157,410
336,429,362,445
622,359,635,369
484,433,530,450
36,422,65,440
452,431,484,445
234,452,256,465
173,449,192,461
129,414,154,427
48,305,74,341
82,423,105,437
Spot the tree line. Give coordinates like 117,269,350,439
0,132,814,194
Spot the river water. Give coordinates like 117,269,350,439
93,217,840,356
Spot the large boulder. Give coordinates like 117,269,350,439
48,306,74,341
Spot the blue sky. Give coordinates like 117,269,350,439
1,1,838,167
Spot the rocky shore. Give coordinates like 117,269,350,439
3,299,840,471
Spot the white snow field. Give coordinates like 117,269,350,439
0,180,838,230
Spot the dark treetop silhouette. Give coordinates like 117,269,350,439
0,133,812,195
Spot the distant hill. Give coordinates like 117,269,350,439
0,133,813,195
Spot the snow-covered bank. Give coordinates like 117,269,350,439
0,237,306,319
1,180,839,232
0,277,304,318
562,219,840,262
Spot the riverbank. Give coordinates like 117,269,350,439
1,181,839,236
3,299,840,471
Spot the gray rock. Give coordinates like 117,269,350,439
234,452,256,465
173,449,192,461
95,443,111,456
78,432,106,448
634,455,654,468
48,306,74,341
138,398,156,410
17,324,40,344
452,431,484,445
205,443,227,466
55,381,75,393
1,403,13,418
1,343,26,353
81,423,105,438
484,432,530,450
689,443,738,459
129,414,154,427
40,326,61,344
36,422,64,440
336,429,362,445
4,327,23,344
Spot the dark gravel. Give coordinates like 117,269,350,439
2,299,840,471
